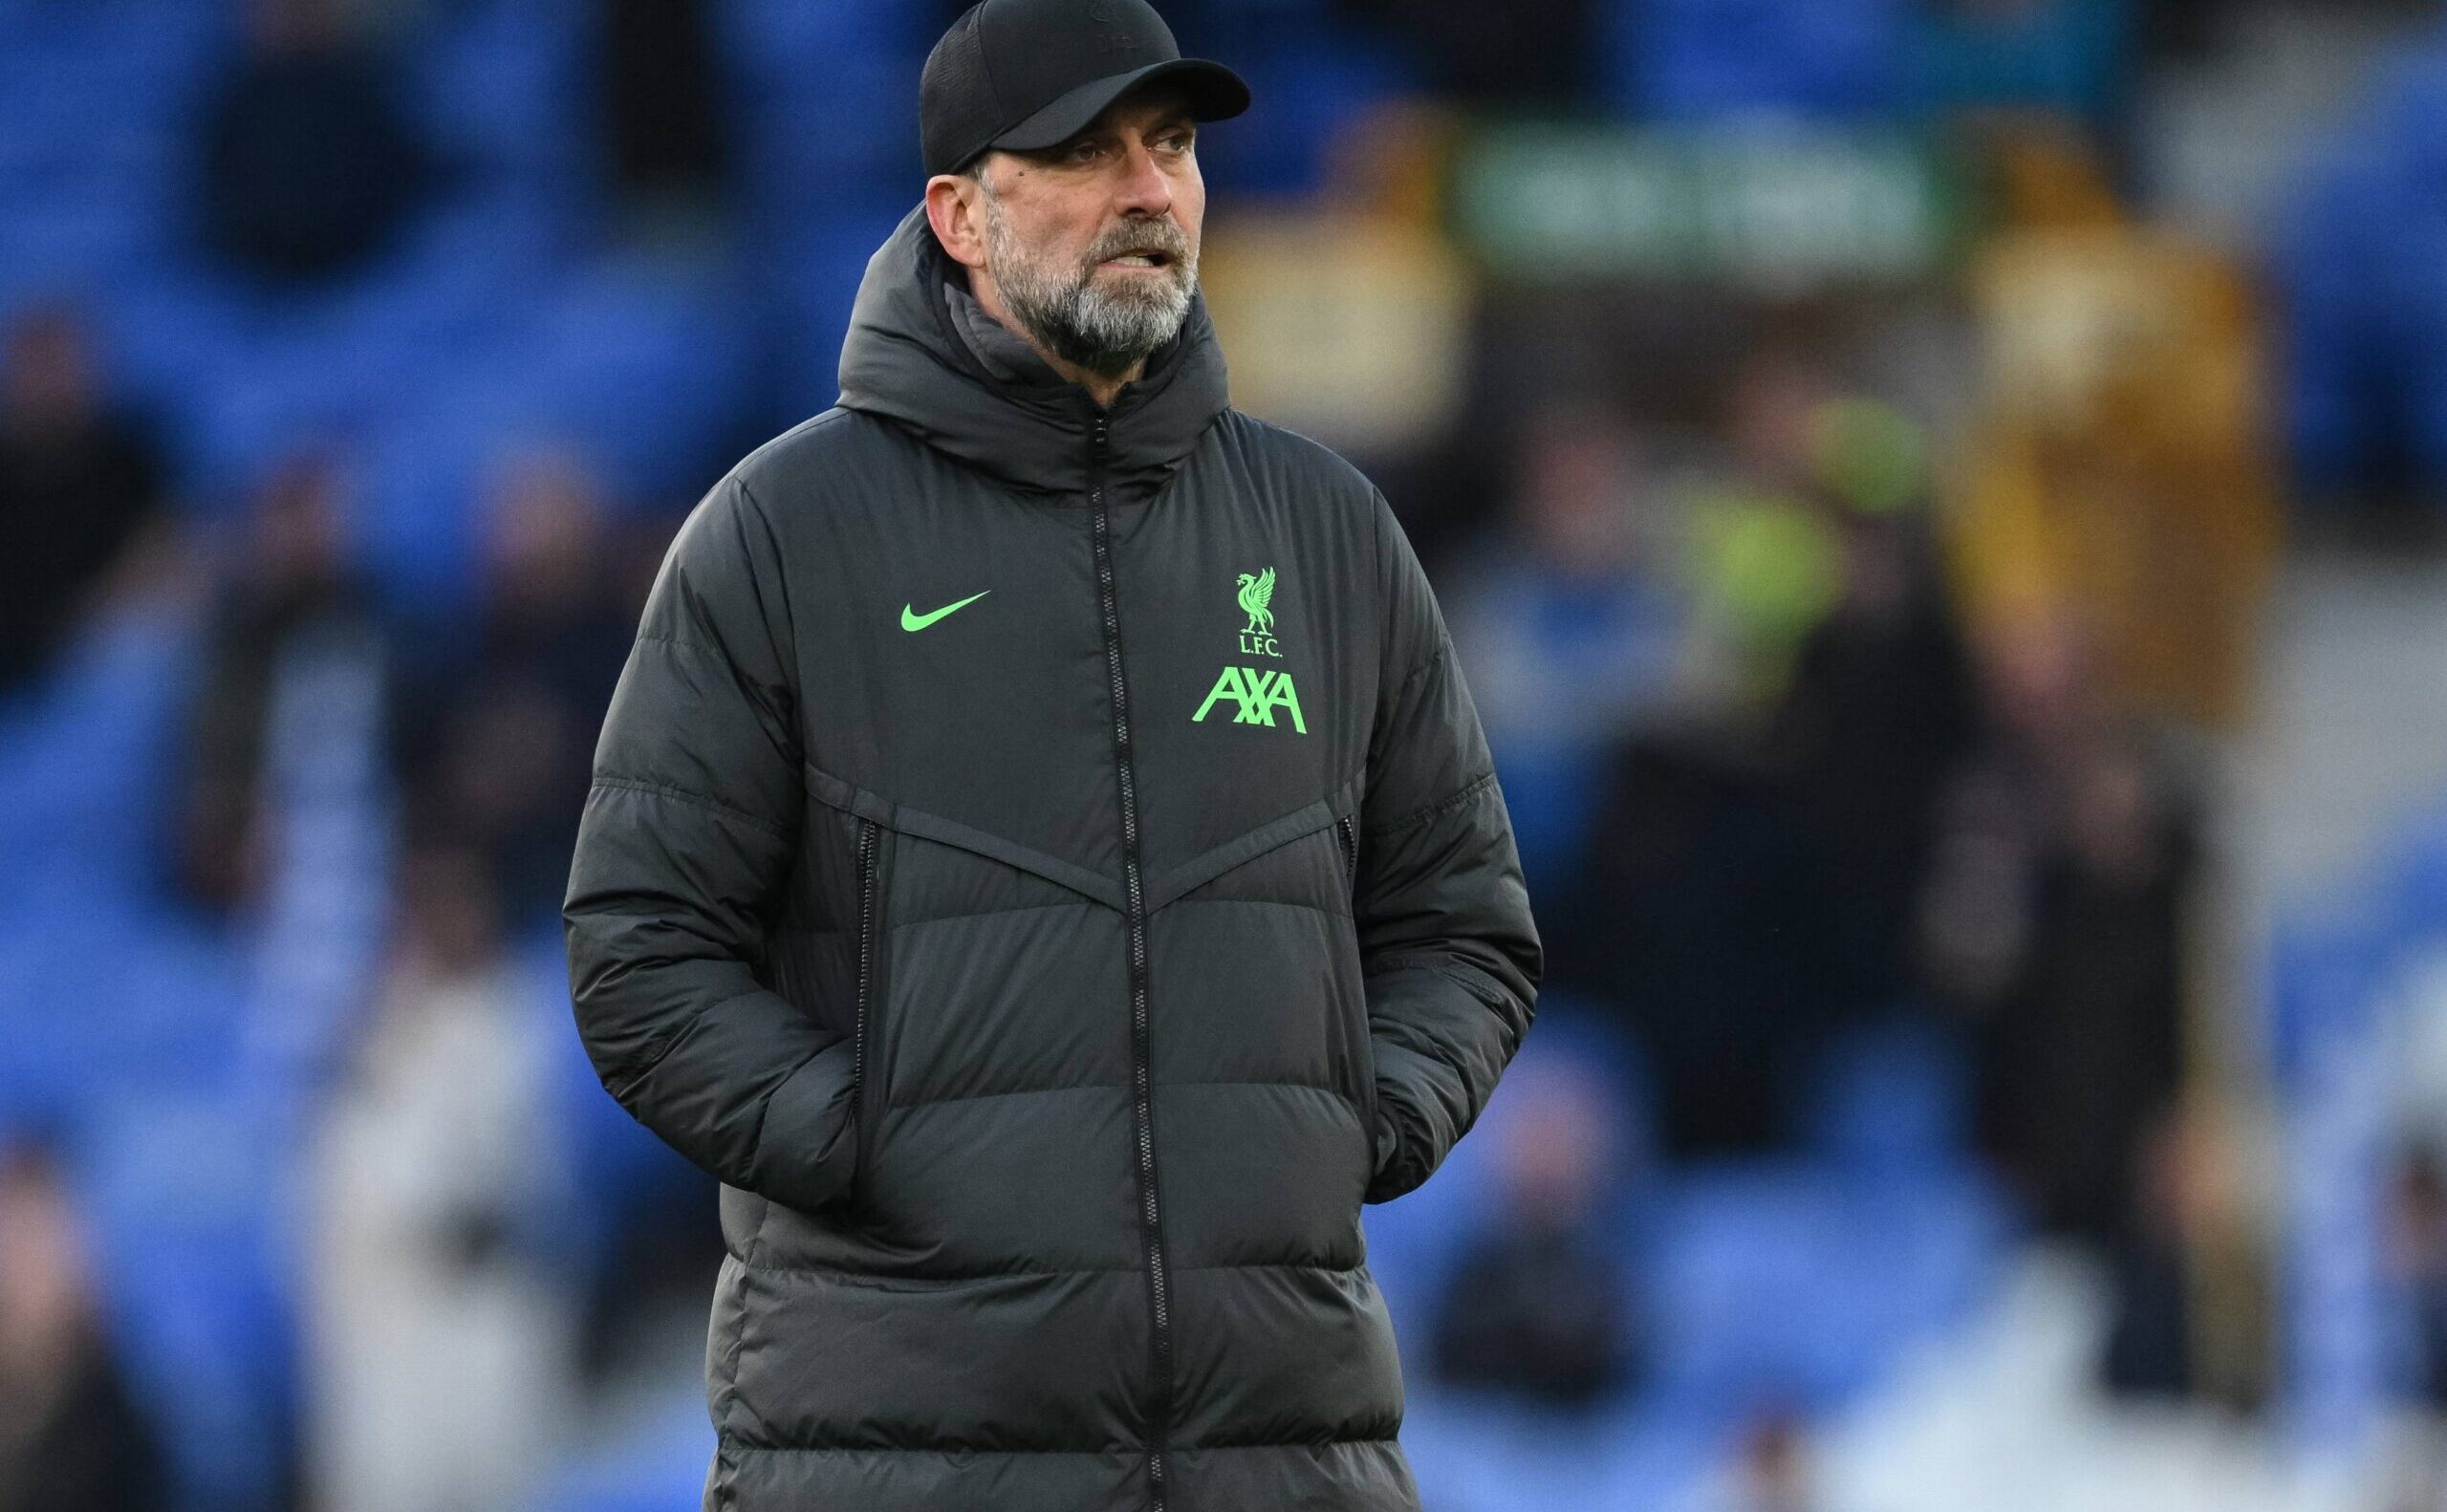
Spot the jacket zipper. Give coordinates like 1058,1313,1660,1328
851,817,879,1126
1089,412,1174,1511
1335,810,1375,1162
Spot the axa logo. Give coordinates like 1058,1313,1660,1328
1193,665,1307,733
1193,565,1306,734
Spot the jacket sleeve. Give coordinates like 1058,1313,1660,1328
562,473,857,1214
1354,487,1543,1204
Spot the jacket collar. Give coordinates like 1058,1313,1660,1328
835,204,1231,504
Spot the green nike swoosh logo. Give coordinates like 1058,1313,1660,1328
900,590,990,632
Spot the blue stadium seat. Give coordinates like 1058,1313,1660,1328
1400,1389,1724,1512
75,1087,294,1512
720,0,931,64
1798,1013,1968,1174
91,265,257,449
352,250,753,616
0,898,135,1129
766,199,926,426
2270,156,2391,497
1483,738,1604,898
525,259,757,501
0,598,199,907
527,1380,716,1512
0,183,166,296
732,56,922,219
1194,25,1411,198
178,338,366,501
716,0,927,219
2270,24,2447,502
2371,35,2447,186
2384,793,2447,940
409,0,590,203
1611,0,1907,121
0,900,247,1134
357,386,502,618
1639,1156,2006,1415
2266,905,2397,1094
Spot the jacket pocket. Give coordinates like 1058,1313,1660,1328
1335,811,1359,890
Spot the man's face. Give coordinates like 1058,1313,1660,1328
967,85,1205,378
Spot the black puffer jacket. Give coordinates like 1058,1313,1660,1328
564,204,1541,1512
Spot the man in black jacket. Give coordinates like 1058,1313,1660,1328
562,2,1541,1507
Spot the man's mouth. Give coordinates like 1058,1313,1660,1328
1098,249,1174,270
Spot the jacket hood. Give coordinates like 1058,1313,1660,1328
835,203,1232,502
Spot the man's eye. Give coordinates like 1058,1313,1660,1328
1069,141,1102,162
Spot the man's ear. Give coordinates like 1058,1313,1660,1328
923,169,990,272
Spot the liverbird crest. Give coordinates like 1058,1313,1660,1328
1235,567,1276,637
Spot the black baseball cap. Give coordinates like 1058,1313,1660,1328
920,0,1251,179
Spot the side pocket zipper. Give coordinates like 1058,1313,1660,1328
1337,810,1376,1175
851,818,880,1124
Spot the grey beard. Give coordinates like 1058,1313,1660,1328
983,201,1197,379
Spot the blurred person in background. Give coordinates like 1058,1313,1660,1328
176,447,385,918
307,840,577,1512
1922,616,2200,1243
1445,398,1713,886
1332,0,1599,105
1429,1055,1636,1410
1543,737,1830,1156
1765,398,1983,1025
2389,1142,2447,1412
1731,1410,1819,1512
561,1,1541,1507
0,303,169,700
190,0,436,286
396,443,637,926
596,0,733,239
1727,1410,1821,1512
0,1136,167,1512
1544,367,1986,1154
2097,1100,2196,1398
2099,1099,2224,1400
1682,350,1851,717
1948,132,2277,736
2384,1141,2447,1511
1669,1402,1822,1512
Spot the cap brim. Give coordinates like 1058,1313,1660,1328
987,57,1250,155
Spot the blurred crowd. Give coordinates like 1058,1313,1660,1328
1423,318,2243,1404
0,293,684,1512
13,0,2447,1509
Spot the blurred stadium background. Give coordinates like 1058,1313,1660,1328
12,0,2447,1507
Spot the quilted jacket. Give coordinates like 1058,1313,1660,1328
563,203,1541,1512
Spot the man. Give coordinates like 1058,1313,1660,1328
562,1,1541,1507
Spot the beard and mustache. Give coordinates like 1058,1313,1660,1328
977,184,1199,380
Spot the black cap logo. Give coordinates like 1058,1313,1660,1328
1086,0,1141,55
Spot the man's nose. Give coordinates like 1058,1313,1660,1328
1111,138,1172,216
